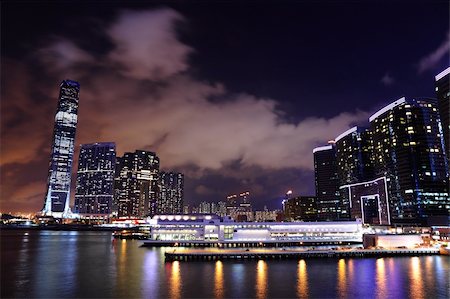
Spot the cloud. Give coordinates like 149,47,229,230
380,72,394,86
107,9,193,80
417,32,450,73
1,8,369,212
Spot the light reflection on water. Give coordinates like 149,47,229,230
1,231,449,299
297,259,308,299
214,260,224,299
410,256,424,299
256,260,267,299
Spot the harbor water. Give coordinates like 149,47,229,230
1,230,449,298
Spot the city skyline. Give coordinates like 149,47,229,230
2,2,450,213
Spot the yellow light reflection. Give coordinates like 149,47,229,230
409,257,424,299
256,260,267,299
337,259,347,299
169,261,181,299
376,258,386,299
297,259,308,299
214,261,224,299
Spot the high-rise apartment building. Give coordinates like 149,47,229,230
158,172,184,214
74,143,116,214
369,97,449,224
42,80,80,217
313,144,343,220
114,150,160,217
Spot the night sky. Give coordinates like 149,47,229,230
1,1,449,213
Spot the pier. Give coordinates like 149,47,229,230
164,248,440,261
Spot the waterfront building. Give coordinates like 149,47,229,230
435,67,449,209
114,150,160,217
339,177,390,225
42,80,80,217
74,142,116,214
369,97,449,224
158,172,184,214
435,67,450,164
313,144,343,220
283,196,318,221
144,214,363,244
335,126,374,186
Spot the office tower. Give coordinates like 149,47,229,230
114,150,160,217
158,172,184,214
183,205,191,214
42,80,80,217
370,97,449,224
74,143,116,214
435,67,449,164
283,196,318,221
313,144,343,220
335,126,374,185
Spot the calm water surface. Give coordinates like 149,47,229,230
1,230,449,298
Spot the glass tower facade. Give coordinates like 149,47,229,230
74,142,116,214
369,97,449,223
335,126,374,186
42,80,80,216
435,67,449,165
313,144,343,220
158,172,184,214
114,150,160,217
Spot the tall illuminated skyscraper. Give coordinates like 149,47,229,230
74,142,116,214
158,171,184,214
370,97,448,224
313,144,343,220
42,80,80,217
435,67,449,163
114,150,160,217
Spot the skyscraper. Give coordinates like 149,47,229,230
74,142,116,214
335,126,374,186
313,144,342,220
114,150,160,217
435,67,449,164
370,97,449,224
42,80,80,217
158,172,184,214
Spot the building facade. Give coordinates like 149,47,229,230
369,97,449,224
313,144,343,220
283,196,318,221
435,67,449,164
42,80,80,217
144,215,363,244
114,150,160,217
339,177,390,225
158,172,184,214
74,142,116,214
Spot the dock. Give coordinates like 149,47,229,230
164,248,440,261
142,240,361,248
